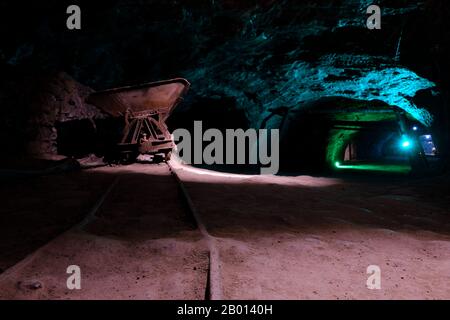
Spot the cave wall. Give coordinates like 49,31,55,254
0,0,449,160
26,73,104,157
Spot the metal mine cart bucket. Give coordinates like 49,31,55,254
87,78,190,163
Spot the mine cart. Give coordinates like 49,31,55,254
87,78,190,162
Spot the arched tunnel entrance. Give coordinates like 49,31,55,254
279,98,433,174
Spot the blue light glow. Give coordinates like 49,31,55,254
400,136,412,149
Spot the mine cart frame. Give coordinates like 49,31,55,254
119,108,174,161
87,78,190,163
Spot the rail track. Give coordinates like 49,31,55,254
166,161,223,300
0,161,221,300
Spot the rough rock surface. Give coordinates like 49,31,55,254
0,0,449,156
182,1,437,127
26,73,104,156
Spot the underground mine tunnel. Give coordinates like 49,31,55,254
0,0,450,303
278,97,440,173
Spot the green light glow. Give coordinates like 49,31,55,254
326,128,359,168
334,162,411,174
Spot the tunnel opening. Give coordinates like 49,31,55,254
279,98,429,175
332,125,412,175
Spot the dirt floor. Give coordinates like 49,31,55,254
173,162,450,299
0,165,114,272
0,161,450,299
0,164,208,300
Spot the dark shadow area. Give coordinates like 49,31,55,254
279,113,332,173
168,96,250,131
56,118,126,160
0,169,115,272
85,167,198,240
56,120,97,158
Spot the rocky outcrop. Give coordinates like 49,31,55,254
26,73,104,156
182,1,437,128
